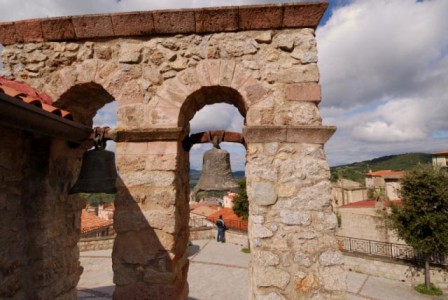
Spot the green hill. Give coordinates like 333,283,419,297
330,153,432,184
189,169,245,189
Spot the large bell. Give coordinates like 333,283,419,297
69,148,117,194
193,138,240,196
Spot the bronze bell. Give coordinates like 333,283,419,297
193,137,240,196
69,148,117,194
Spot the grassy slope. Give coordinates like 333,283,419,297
330,153,432,184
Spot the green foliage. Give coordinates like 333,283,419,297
241,247,251,254
415,283,443,296
385,164,448,288
79,193,115,206
336,213,342,228
368,188,388,201
233,179,249,221
330,153,432,184
386,165,448,256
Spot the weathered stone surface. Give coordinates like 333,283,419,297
255,31,272,43
72,15,114,39
319,251,344,266
41,17,76,41
255,266,290,289
285,83,321,102
295,273,320,293
280,211,311,226
267,64,319,83
253,250,280,267
283,3,328,28
195,7,238,33
15,19,43,42
112,12,154,36
292,181,332,210
250,181,277,206
0,22,19,45
153,10,195,34
239,5,283,30
256,292,286,300
119,43,142,63
251,224,273,238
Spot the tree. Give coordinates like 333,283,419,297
385,165,448,289
233,179,248,220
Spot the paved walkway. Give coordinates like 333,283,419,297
77,240,447,300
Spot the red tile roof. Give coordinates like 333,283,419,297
81,210,113,234
207,208,248,231
340,200,403,208
0,77,73,120
365,170,404,177
433,151,448,155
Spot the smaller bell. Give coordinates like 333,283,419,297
69,148,117,194
193,136,240,196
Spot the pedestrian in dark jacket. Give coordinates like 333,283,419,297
216,215,226,243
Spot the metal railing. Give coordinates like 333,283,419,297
336,236,447,266
189,217,248,232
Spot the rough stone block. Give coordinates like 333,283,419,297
252,224,273,238
153,9,195,34
41,17,76,41
239,5,283,30
195,7,238,33
243,126,287,143
15,19,43,42
72,15,114,39
0,22,19,45
255,266,290,289
251,181,277,206
118,43,142,63
286,126,336,144
285,83,321,103
112,12,154,36
283,3,328,29
319,251,343,266
280,211,311,226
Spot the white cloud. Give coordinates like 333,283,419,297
190,103,244,134
2,0,448,167
318,0,448,165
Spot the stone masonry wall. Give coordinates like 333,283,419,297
247,142,345,299
2,25,343,299
0,125,85,299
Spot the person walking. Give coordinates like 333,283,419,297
216,215,226,243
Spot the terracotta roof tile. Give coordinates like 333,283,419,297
0,77,73,120
207,207,248,231
340,199,403,208
365,170,404,177
433,151,448,155
81,210,113,234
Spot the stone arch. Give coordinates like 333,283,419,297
41,60,144,127
150,59,271,131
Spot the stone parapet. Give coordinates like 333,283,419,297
0,2,328,45
243,125,336,144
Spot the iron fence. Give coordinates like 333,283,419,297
189,217,248,232
336,236,447,266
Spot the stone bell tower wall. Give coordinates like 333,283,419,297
0,2,345,299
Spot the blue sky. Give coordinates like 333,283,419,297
1,0,448,170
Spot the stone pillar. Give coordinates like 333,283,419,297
244,126,346,300
0,125,84,299
113,138,189,299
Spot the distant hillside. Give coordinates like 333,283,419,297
189,169,245,189
330,153,432,184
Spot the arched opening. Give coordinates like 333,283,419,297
56,83,117,297
180,86,250,299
